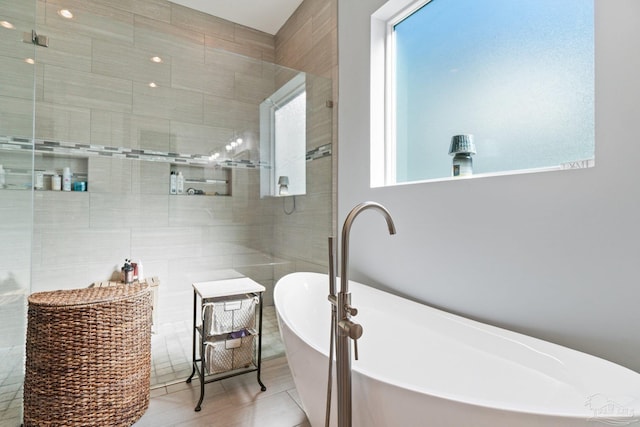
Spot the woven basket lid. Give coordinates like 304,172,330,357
28,282,149,307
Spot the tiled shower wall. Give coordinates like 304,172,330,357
0,0,333,313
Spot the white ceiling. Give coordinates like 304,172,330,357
167,0,304,35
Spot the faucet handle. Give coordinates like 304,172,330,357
344,304,358,317
338,319,363,361
353,337,359,360
338,319,363,340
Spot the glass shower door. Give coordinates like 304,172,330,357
0,0,36,424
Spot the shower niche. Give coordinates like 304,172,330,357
0,144,88,192
169,165,231,197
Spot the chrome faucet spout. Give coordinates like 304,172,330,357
336,201,396,427
340,202,396,295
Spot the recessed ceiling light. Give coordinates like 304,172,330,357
1,21,15,29
150,56,163,63
148,82,157,88
58,9,73,19
25,58,35,65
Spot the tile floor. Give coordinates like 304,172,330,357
0,305,300,427
138,305,308,426
137,356,309,427
0,346,23,426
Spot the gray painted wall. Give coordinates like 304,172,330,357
338,0,640,372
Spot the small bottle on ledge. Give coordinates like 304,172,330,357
449,134,476,177
137,260,145,283
122,259,134,284
170,171,177,194
177,171,184,194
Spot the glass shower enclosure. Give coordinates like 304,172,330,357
0,0,36,424
0,1,333,424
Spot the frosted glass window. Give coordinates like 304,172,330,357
391,0,594,183
259,72,307,197
275,91,306,196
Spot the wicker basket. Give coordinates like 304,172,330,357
203,332,256,375
24,283,152,427
202,294,257,337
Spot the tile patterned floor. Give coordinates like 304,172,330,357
0,305,289,427
137,356,309,427
0,346,23,427
140,305,307,426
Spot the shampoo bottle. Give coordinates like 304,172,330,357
35,171,44,190
62,167,72,191
176,172,184,194
51,175,61,191
0,164,5,189
170,171,177,194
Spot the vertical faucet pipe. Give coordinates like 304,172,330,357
329,237,337,297
325,237,337,427
337,202,396,427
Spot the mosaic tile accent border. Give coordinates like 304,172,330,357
0,136,331,169
306,143,332,161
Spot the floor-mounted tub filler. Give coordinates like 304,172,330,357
274,272,640,427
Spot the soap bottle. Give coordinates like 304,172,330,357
452,153,473,177
34,171,44,190
170,171,177,194
0,164,5,189
51,174,61,191
448,134,476,177
122,259,134,284
62,167,72,191
176,171,184,194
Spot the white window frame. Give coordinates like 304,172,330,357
371,0,432,187
259,72,307,197
371,0,594,187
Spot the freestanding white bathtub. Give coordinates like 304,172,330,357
274,272,640,427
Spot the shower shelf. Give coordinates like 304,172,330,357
0,150,88,192
184,178,228,184
170,164,232,197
